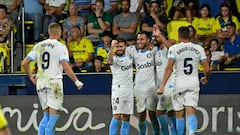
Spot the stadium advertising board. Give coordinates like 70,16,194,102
1,95,240,135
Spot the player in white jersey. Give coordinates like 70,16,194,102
107,39,134,135
157,26,210,135
127,31,159,135
22,23,84,135
153,24,177,135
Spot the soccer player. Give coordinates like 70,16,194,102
22,23,84,135
107,39,134,135
157,26,210,135
0,106,11,135
127,31,159,135
153,24,177,135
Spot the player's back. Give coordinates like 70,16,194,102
168,42,206,88
31,39,69,79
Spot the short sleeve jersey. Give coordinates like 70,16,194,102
127,46,156,88
168,42,206,88
110,54,133,87
27,39,69,79
69,37,94,62
192,17,216,35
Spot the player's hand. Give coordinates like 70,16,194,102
111,40,118,48
29,75,36,85
157,87,164,95
200,77,208,85
75,80,84,90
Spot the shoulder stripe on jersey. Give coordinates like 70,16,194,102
60,58,69,62
27,56,35,61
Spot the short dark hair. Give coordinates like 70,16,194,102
117,39,127,45
0,4,7,12
102,31,113,37
95,56,104,62
226,22,236,28
137,31,150,39
71,25,81,31
178,26,190,39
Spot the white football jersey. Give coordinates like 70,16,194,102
27,39,69,79
155,47,168,84
110,54,133,87
127,46,156,88
168,42,206,88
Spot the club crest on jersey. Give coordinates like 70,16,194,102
147,53,152,58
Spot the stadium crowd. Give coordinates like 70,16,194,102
0,0,239,73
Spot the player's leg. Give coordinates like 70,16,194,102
109,114,121,135
148,110,160,135
186,106,197,135
175,109,186,135
156,110,169,135
45,108,59,135
138,111,147,135
167,110,177,135
38,108,49,135
120,114,130,135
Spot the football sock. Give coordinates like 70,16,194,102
109,117,120,135
45,114,59,135
120,120,130,135
138,120,146,135
169,116,177,135
176,118,186,135
157,115,169,135
38,112,49,135
187,114,197,134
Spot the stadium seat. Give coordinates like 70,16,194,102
223,68,240,71
236,0,240,14
167,20,191,42
198,0,225,17
24,20,34,44
166,0,173,17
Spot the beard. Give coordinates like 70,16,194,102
122,8,129,13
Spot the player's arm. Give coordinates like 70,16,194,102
107,40,117,65
61,61,83,90
22,57,36,85
157,59,174,94
200,59,210,85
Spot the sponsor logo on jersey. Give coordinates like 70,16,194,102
136,61,154,70
121,64,133,71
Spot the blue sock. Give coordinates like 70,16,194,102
38,112,49,135
176,118,186,135
151,120,160,135
187,114,197,134
157,115,169,135
109,117,120,135
138,120,146,135
169,116,177,135
120,120,130,135
45,114,59,135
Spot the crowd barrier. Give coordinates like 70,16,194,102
0,72,240,134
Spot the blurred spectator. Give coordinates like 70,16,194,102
42,0,66,38
188,25,203,46
112,0,138,41
198,0,225,18
87,0,113,43
172,0,195,23
70,0,91,23
0,0,21,23
24,0,44,42
192,3,216,43
0,4,14,71
141,1,168,37
218,22,240,70
91,0,118,16
88,56,106,72
209,38,222,52
199,47,217,71
62,3,84,41
208,38,223,70
129,0,145,21
145,0,168,15
215,2,239,39
67,26,94,70
95,31,112,68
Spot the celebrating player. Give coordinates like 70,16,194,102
127,31,159,135
107,39,134,135
22,23,84,135
157,26,210,135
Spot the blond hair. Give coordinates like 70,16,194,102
48,23,61,36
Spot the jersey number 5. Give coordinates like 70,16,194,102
42,52,50,69
184,58,193,75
